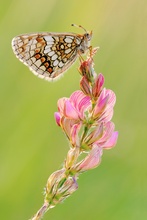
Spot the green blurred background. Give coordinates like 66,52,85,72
0,0,146,219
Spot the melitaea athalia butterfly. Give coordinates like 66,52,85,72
12,25,92,81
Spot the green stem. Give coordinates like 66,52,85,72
80,123,91,145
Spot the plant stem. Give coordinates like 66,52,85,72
30,201,49,220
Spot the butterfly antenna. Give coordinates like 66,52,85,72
71,24,87,33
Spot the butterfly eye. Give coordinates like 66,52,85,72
86,33,90,40
85,31,92,41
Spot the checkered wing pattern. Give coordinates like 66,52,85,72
12,31,92,81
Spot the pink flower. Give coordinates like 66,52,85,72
55,90,91,124
75,145,103,172
54,73,118,153
82,123,104,146
73,122,118,172
94,121,118,149
55,86,115,126
92,88,116,123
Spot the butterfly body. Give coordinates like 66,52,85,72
12,30,92,81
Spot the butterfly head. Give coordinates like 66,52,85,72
84,31,92,43
71,24,92,54
78,30,92,54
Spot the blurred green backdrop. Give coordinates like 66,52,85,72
0,0,146,219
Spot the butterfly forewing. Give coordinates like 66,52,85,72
12,31,92,81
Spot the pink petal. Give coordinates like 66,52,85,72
70,91,84,108
78,96,91,111
61,117,77,139
85,123,104,145
93,93,109,118
70,90,91,119
76,145,103,172
106,89,116,107
99,109,114,123
54,112,61,126
70,123,81,146
102,131,118,149
64,100,79,119
98,121,115,143
70,91,90,110
57,97,68,115
96,89,116,122
92,73,104,97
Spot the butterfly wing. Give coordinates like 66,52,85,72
12,32,82,81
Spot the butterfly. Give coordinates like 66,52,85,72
11,25,92,81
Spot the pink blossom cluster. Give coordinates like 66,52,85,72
44,51,118,210
54,55,118,173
